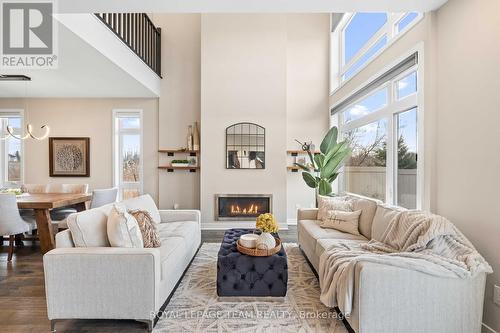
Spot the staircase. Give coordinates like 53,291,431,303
95,13,161,77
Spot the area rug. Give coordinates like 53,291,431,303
153,243,349,333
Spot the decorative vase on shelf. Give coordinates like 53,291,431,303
193,121,200,151
256,232,276,250
187,125,193,151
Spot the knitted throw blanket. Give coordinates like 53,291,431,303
318,211,492,315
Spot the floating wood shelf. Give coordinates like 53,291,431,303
287,166,301,173
158,149,199,156
158,166,199,173
286,150,320,156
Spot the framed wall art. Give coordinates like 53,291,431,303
49,137,90,177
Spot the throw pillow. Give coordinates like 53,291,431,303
317,195,353,220
129,209,162,248
107,204,144,248
320,210,362,235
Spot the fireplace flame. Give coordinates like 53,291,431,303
230,204,259,215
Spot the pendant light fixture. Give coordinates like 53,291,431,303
0,75,50,140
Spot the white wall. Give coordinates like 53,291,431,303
200,14,288,227
330,1,500,330
286,14,330,223
0,98,159,201
434,0,500,330
151,14,202,210
199,14,330,227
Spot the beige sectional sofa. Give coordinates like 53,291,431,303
298,194,487,333
43,195,201,332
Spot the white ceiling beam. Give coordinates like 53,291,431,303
57,0,449,14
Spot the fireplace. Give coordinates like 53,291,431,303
215,194,272,221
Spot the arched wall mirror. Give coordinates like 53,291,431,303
226,122,265,169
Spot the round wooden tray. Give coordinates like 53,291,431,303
237,237,282,257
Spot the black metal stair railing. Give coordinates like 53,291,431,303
95,13,161,77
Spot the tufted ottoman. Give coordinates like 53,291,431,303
217,228,288,297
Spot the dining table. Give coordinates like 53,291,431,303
17,193,92,254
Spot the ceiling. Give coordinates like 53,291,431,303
0,21,159,98
57,0,449,13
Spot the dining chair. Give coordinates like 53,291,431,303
48,184,89,230
56,187,117,230
0,194,33,261
21,184,48,194
90,188,118,209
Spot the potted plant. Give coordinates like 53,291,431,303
294,126,351,197
171,159,190,167
255,213,279,249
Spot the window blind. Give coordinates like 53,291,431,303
331,52,418,115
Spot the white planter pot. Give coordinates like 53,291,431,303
256,232,276,250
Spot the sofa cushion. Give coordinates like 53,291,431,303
129,209,161,248
372,204,406,242
67,207,110,247
299,219,368,242
157,221,199,242
315,238,368,259
317,195,352,221
349,196,379,239
320,210,362,235
158,236,186,280
122,195,161,224
107,205,144,248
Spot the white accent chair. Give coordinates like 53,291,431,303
44,194,201,332
0,194,33,261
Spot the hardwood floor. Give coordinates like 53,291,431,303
0,226,297,333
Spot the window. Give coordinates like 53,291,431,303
0,111,23,188
345,119,388,201
396,71,417,100
396,12,419,34
343,87,388,124
333,12,423,86
396,108,418,208
332,53,421,209
113,110,143,200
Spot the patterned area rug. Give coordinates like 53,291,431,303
154,243,349,333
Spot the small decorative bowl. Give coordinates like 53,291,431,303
239,233,259,249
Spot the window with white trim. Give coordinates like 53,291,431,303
334,12,422,84
332,53,421,209
112,110,143,200
0,110,24,188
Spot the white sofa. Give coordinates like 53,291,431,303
298,194,487,333
43,195,201,332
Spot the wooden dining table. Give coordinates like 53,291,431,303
17,193,92,254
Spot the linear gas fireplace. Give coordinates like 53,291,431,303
215,194,272,221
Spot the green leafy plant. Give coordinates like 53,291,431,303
294,127,351,196
171,159,189,164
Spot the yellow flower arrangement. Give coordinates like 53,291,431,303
256,213,279,233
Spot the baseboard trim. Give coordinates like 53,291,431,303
287,218,297,225
483,323,499,333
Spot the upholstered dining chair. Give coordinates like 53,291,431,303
90,188,118,209
56,187,117,230
0,194,33,261
21,183,89,231
47,184,89,230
